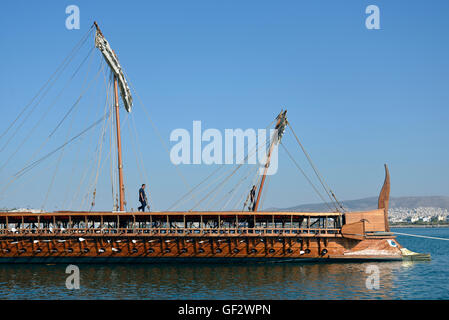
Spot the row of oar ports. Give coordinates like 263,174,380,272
1,238,328,255
1,247,321,255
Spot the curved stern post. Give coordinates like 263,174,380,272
378,164,390,232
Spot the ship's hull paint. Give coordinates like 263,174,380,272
0,256,402,264
0,237,403,263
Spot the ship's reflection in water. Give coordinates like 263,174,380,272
0,260,430,299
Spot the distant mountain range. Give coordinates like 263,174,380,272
272,196,449,212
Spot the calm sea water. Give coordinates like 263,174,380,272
0,227,448,299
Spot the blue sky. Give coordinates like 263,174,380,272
0,0,448,211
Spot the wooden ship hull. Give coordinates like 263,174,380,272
0,212,404,264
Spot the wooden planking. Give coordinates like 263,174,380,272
344,209,386,232
341,221,365,240
0,236,402,260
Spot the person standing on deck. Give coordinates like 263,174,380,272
249,185,257,211
138,184,147,212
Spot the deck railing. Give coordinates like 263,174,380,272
0,226,341,237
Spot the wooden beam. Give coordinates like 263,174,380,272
114,76,125,212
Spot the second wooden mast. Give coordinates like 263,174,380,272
253,110,287,212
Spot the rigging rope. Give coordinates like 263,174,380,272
82,104,122,211
129,113,152,210
169,119,275,211
0,28,94,156
123,73,194,197
61,128,84,209
42,48,98,210
0,26,94,143
240,165,262,211
48,47,96,138
280,142,335,212
188,162,249,211
0,46,100,174
167,165,225,211
188,131,272,211
287,122,345,212
199,154,266,211
87,76,113,210
1,61,107,200
218,164,259,211
126,116,145,210
10,111,111,182
68,63,110,210
394,232,449,241
258,170,271,211
42,58,102,210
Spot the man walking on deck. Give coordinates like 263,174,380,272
138,184,147,212
249,185,257,211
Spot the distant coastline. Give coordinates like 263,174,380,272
391,224,449,228
276,195,449,212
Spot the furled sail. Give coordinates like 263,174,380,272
274,110,287,142
94,23,133,112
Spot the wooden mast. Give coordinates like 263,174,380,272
253,110,287,212
253,134,276,212
114,76,125,211
94,21,127,212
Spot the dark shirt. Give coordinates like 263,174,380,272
139,188,146,202
250,189,256,202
